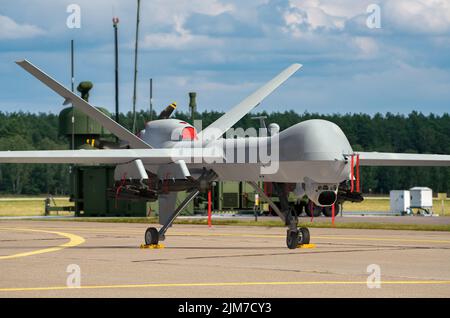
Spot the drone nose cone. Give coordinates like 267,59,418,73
279,119,353,161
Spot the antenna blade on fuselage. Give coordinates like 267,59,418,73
16,59,152,149
197,63,302,143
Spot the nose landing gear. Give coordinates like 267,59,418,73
145,227,159,245
142,169,219,249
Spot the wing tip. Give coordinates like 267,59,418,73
15,59,32,69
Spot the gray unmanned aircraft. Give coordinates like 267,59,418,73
1,60,450,249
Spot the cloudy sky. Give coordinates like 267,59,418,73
1,0,449,115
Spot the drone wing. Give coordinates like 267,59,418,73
0,148,221,165
16,59,152,149
197,63,302,143
358,152,450,166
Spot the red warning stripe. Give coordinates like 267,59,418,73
207,190,212,228
332,203,335,226
350,155,355,192
356,154,360,193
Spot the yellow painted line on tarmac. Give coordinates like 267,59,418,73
1,280,450,293
169,232,450,244
30,227,286,239
5,226,450,245
172,232,285,239
0,228,85,260
313,235,450,244
60,227,450,244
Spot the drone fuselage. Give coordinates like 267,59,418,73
143,119,353,198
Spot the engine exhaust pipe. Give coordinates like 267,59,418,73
318,191,337,206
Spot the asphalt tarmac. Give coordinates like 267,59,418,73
0,220,449,298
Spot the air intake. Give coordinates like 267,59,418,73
318,191,337,206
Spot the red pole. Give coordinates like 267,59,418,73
356,154,360,193
350,155,354,192
332,203,335,227
207,190,212,228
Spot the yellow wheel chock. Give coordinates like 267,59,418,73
140,243,165,249
298,243,316,249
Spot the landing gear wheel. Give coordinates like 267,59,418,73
286,229,299,249
298,227,310,245
323,204,340,217
145,227,159,245
305,201,322,217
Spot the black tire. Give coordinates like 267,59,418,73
298,227,310,245
145,227,159,245
286,230,299,249
323,204,341,217
305,201,322,217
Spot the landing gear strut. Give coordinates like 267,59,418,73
144,169,218,246
247,181,311,249
143,189,200,246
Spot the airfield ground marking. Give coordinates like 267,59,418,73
1,280,450,293
18,226,450,245
0,228,85,260
62,228,450,244
169,233,450,244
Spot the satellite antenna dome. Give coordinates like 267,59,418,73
268,123,280,135
77,81,93,101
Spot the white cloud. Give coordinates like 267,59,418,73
352,36,379,58
140,15,223,50
1,0,449,115
136,0,231,50
136,0,234,32
0,15,45,40
148,0,233,19
281,0,363,37
384,0,450,34
315,0,369,19
281,0,450,36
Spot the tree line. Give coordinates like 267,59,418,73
0,110,448,195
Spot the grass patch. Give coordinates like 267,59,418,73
2,196,450,232
344,198,450,215
1,197,448,217
0,198,73,216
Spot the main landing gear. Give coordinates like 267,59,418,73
286,227,310,249
248,181,312,250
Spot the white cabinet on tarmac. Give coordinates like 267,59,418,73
410,187,433,209
390,190,411,214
